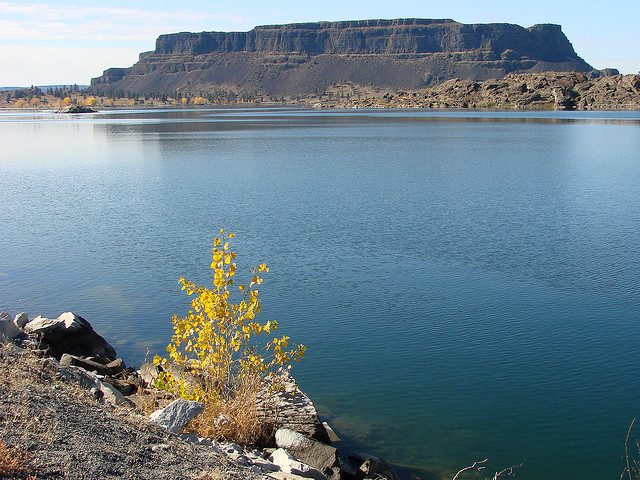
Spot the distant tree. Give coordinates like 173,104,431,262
29,97,41,107
63,96,71,106
86,97,97,106
181,97,189,105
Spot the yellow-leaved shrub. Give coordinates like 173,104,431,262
154,229,305,444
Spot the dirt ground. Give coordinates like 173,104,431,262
0,344,265,480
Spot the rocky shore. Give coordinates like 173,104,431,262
0,311,399,480
314,72,640,110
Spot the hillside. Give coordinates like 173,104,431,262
90,18,596,97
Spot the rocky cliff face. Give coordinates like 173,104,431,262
91,19,595,96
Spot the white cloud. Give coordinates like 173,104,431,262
0,1,252,42
0,1,256,85
0,45,141,86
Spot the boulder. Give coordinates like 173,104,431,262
0,315,24,342
258,370,331,445
24,312,117,361
343,454,402,480
148,398,205,433
56,364,101,389
101,376,138,396
60,353,112,375
276,429,339,480
269,448,326,480
14,312,29,329
55,363,132,407
98,380,133,407
106,358,126,374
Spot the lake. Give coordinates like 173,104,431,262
1,107,639,480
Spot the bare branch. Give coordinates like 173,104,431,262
452,459,488,480
622,418,637,480
493,463,523,479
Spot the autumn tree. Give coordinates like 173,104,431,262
154,229,305,444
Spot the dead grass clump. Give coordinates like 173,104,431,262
0,440,33,479
188,375,272,446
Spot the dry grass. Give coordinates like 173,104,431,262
0,440,32,478
188,374,273,446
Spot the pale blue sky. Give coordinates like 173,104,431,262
1,0,638,86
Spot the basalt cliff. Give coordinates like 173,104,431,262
90,18,597,97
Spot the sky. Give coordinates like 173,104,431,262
1,0,638,87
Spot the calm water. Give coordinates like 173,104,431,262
1,107,639,480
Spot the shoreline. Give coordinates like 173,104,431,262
0,310,403,480
2,72,639,112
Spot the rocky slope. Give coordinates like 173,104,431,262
315,72,640,110
90,18,595,97
0,310,400,480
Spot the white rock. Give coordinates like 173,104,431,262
24,315,62,334
276,429,314,450
269,448,326,480
148,398,204,433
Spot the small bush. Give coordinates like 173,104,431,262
154,229,305,444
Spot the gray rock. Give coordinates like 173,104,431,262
179,431,200,444
258,371,331,444
148,398,204,433
60,353,112,375
57,364,101,390
101,376,137,396
0,317,23,342
276,429,339,479
197,437,213,447
269,448,326,480
322,422,341,443
14,312,29,329
106,358,126,373
98,380,133,407
218,441,244,456
245,452,281,473
349,454,402,480
217,442,250,465
24,312,117,361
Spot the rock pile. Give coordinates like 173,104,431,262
0,310,400,480
320,72,640,110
